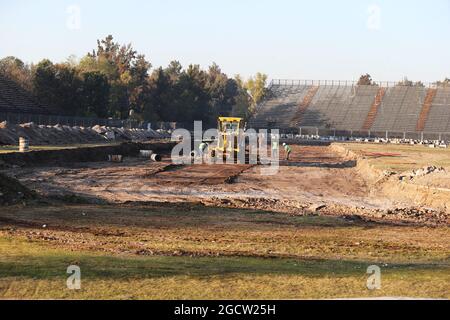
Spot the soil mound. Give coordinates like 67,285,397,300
0,173,35,205
0,122,170,145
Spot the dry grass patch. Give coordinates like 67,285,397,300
339,143,450,172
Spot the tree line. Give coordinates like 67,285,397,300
357,74,450,87
0,35,268,126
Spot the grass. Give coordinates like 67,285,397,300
340,142,450,172
1,204,449,263
0,238,448,299
0,204,449,299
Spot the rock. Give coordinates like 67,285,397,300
383,170,396,177
400,166,445,181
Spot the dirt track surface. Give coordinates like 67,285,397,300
4,145,449,225
8,146,370,203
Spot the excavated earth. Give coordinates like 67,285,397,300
0,121,168,145
2,144,448,226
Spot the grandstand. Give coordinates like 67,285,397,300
423,87,450,132
249,80,450,136
0,75,51,115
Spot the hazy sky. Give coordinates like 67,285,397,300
1,0,449,82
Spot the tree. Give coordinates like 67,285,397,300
78,55,116,78
33,59,58,110
33,60,84,115
435,78,450,87
165,60,182,82
243,73,268,115
397,77,424,87
78,35,153,119
177,64,210,123
0,56,33,90
357,74,374,86
81,71,110,118
205,63,239,121
53,63,83,115
3,35,260,124
145,67,172,121
397,77,413,86
232,74,252,120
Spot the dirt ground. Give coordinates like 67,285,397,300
1,142,449,299
4,144,449,225
335,143,450,215
6,146,376,206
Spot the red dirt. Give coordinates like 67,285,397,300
153,163,253,185
362,152,403,157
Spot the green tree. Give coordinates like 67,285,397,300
357,74,375,86
397,77,424,87
33,60,84,115
4,35,267,124
81,71,110,118
33,59,58,110
232,74,252,120
205,63,239,121
177,64,210,123
244,72,268,115
0,56,33,90
165,60,182,82
78,35,152,119
145,67,172,121
54,63,83,115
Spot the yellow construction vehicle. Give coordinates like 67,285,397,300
212,117,244,160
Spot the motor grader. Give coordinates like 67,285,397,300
210,117,244,162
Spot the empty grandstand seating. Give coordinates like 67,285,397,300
249,80,450,134
0,75,51,114
249,84,312,128
298,85,356,129
362,87,386,130
291,86,319,126
423,87,450,132
416,89,437,131
370,86,427,132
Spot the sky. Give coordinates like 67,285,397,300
0,0,449,83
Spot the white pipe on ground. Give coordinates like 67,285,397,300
151,154,162,162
